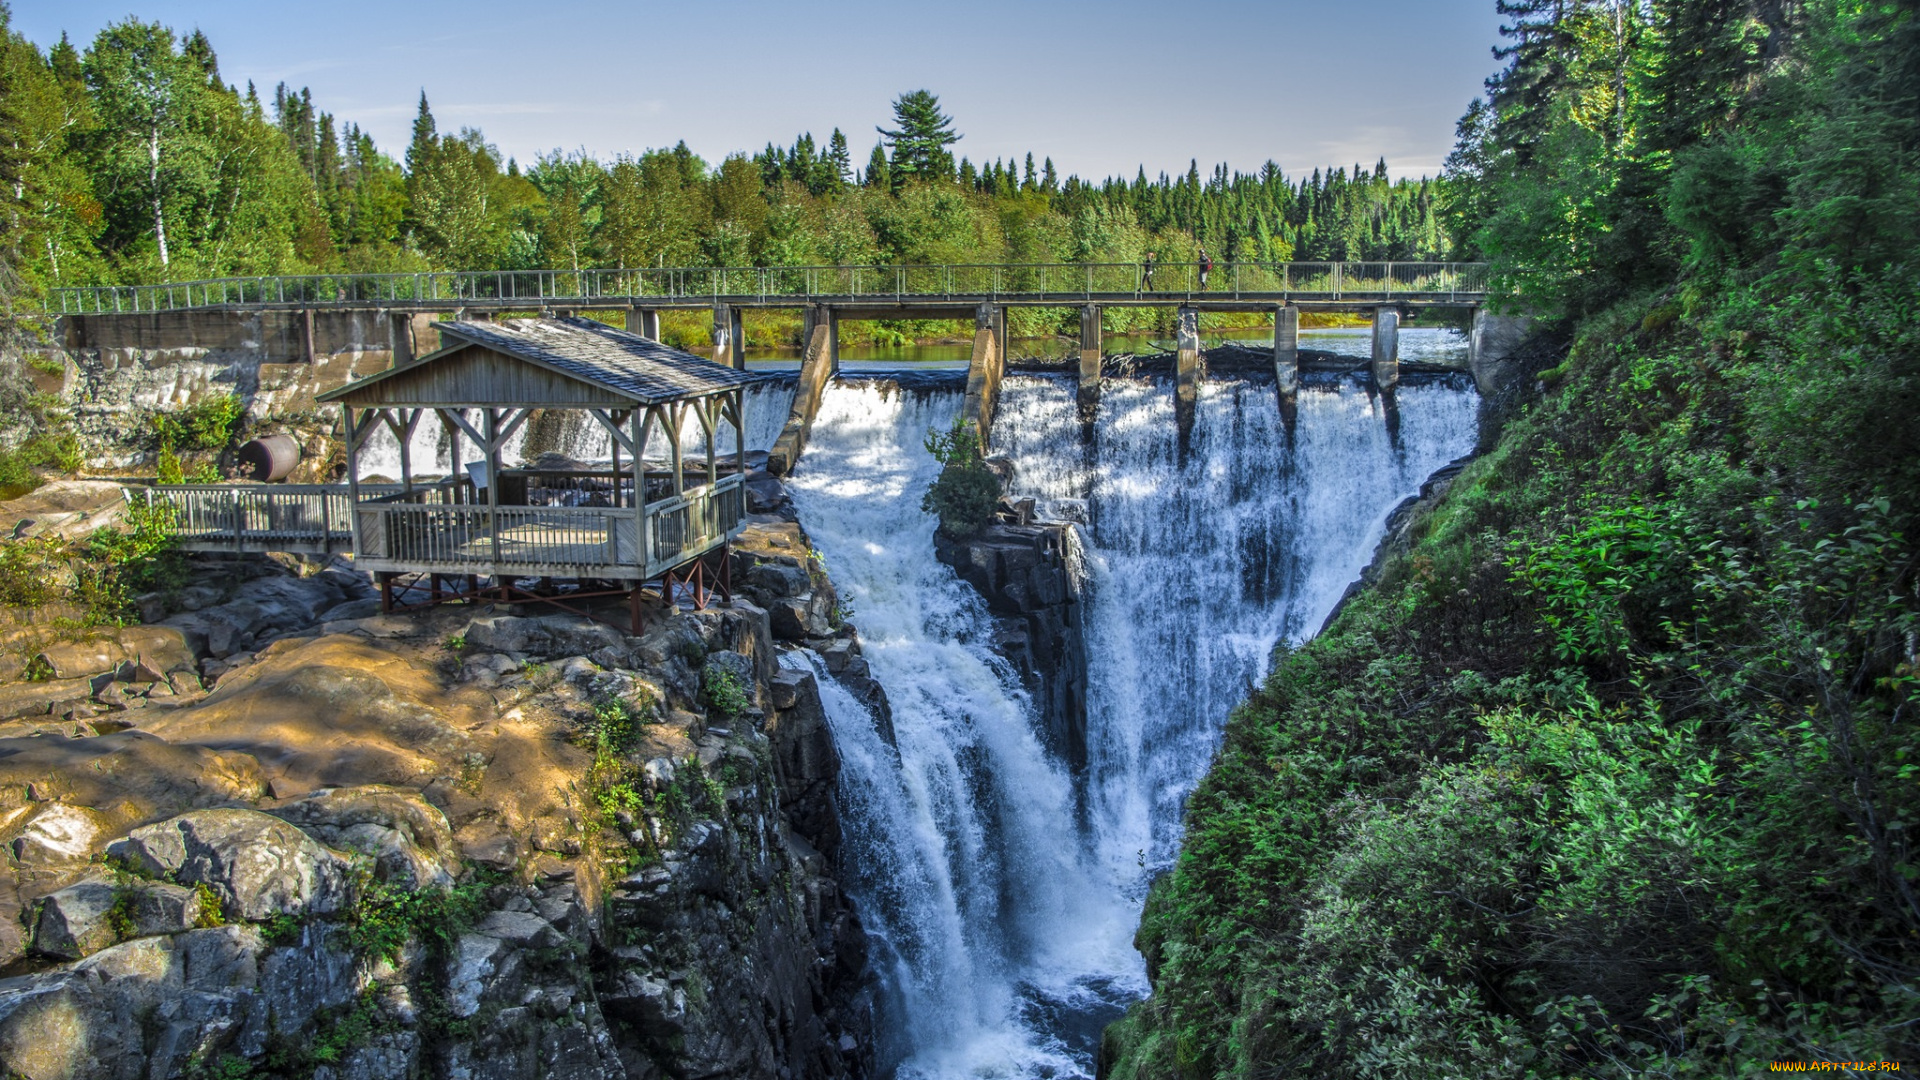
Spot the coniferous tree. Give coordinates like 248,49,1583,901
877,89,958,186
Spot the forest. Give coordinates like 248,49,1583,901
0,6,1444,343
1105,0,1920,1075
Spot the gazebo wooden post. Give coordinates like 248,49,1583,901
609,413,622,510
703,394,717,483
631,406,647,626
440,410,462,502
344,405,363,555
667,403,684,495
733,388,746,478
485,408,502,581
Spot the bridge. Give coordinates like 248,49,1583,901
51,261,1493,465
51,261,1488,317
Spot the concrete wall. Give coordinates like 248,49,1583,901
34,310,404,470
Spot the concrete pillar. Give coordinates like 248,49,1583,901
963,303,1006,445
711,305,733,367
299,309,316,364
1175,306,1202,453
408,313,439,359
1273,305,1299,395
1371,307,1400,390
626,307,660,340
389,312,413,366
769,305,836,476
1274,304,1299,437
1077,305,1102,422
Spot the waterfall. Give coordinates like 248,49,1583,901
784,335,1480,1077
992,370,1481,877
787,384,1140,1077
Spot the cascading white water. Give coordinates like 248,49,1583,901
992,367,1481,879
786,384,1141,1077
785,334,1480,1077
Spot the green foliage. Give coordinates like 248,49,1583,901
151,395,241,452
345,870,490,963
1110,5,1920,1072
191,882,224,928
921,420,1001,540
701,666,748,720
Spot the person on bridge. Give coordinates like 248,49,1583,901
1141,252,1156,292
1197,248,1213,291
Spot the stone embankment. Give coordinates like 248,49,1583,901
0,473,886,1080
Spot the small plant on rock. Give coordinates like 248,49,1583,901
702,666,749,719
192,882,225,928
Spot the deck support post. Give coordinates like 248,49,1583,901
1077,305,1102,427
632,407,647,581
1274,304,1300,437
484,408,501,570
626,307,660,340
1175,306,1203,456
1370,306,1400,390
729,307,745,370
962,303,1005,446
343,406,364,560
769,306,835,476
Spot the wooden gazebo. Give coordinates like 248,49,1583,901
316,317,759,624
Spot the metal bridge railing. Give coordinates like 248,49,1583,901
53,262,1491,314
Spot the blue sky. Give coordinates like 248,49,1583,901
12,0,1506,183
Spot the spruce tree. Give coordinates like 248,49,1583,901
876,89,958,185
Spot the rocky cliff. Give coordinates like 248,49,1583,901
932,501,1087,773
0,478,884,1080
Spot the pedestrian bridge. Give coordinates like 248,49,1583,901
51,261,1488,316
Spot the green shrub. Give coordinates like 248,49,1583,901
701,666,749,719
152,395,243,453
346,871,491,963
922,419,1001,539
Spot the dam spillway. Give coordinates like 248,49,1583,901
781,329,1482,1076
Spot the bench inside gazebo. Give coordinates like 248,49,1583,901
316,316,759,628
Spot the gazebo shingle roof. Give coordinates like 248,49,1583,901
440,318,761,402
318,316,762,406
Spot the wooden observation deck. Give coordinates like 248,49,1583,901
289,316,761,621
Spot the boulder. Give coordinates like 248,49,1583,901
269,786,457,889
33,875,199,959
8,802,108,866
116,625,197,675
0,678,97,721
106,808,353,921
462,614,552,656
0,480,129,541
32,639,129,681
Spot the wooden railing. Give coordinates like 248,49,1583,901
134,484,400,552
644,474,746,577
133,475,746,576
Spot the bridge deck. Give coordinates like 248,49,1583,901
56,261,1489,314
